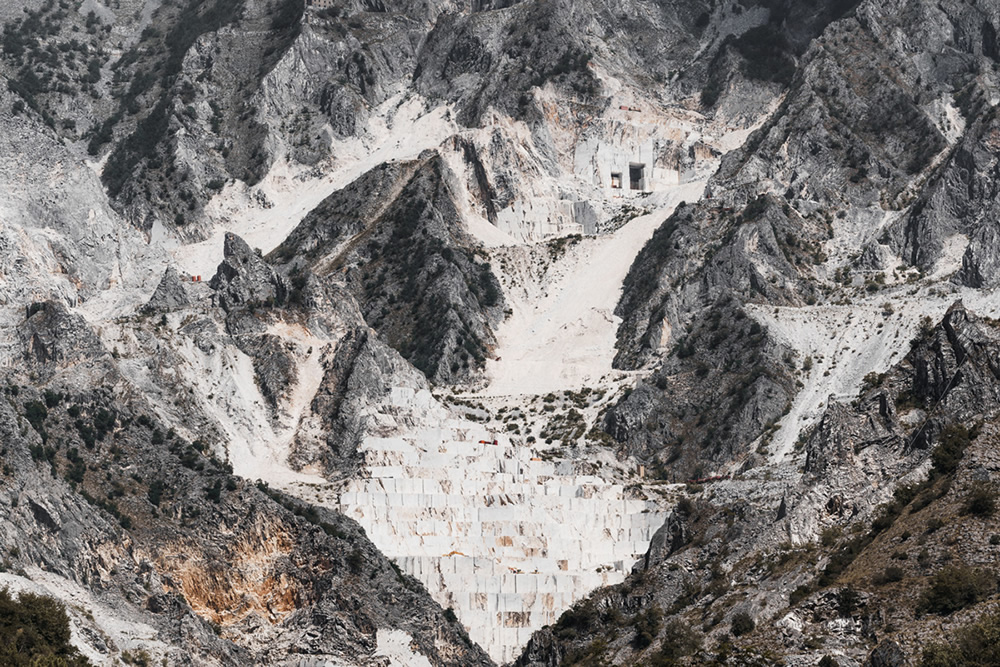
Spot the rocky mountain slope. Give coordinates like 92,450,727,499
518,302,1000,666
1,0,1000,665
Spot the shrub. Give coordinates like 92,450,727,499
932,423,972,475
147,480,165,506
553,599,599,640
650,619,702,665
0,587,91,666
962,482,997,517
121,650,151,666
347,548,364,575
93,408,115,438
42,390,62,408
873,566,905,585
23,401,47,434
730,611,755,636
204,480,221,503
918,566,996,616
631,606,663,649
820,526,842,547
790,584,812,606
919,608,1000,666
837,587,860,617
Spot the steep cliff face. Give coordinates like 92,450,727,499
909,104,1000,287
707,0,1000,278
270,153,504,384
614,194,832,369
606,295,799,479
0,88,163,320
606,192,832,478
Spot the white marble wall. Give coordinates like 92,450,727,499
336,387,666,664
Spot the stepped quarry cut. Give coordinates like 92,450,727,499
334,386,666,664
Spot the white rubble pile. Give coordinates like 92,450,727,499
140,308,663,664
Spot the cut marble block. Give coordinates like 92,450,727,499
336,388,668,664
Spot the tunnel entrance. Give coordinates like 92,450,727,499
629,164,645,191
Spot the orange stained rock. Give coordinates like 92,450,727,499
152,517,312,627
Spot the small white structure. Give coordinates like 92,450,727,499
594,140,656,195
575,119,683,197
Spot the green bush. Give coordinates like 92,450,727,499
121,649,151,666
919,608,1000,666
631,606,663,649
649,619,701,666
918,566,996,616
553,599,599,639
347,548,364,575
23,401,47,434
932,424,972,476
147,480,164,506
837,587,860,617
42,390,62,409
873,566,905,585
0,587,91,665
730,611,755,636
926,517,945,534
790,584,812,606
204,479,222,503
962,482,997,517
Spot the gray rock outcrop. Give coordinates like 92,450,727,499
210,232,287,312
145,266,191,312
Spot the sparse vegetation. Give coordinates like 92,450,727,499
0,587,91,666
730,611,755,636
962,482,997,517
873,566,905,585
649,619,702,665
917,566,996,616
919,607,1000,666
932,423,974,476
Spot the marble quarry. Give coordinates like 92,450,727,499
335,387,666,663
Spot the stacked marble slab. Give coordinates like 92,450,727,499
336,387,666,664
